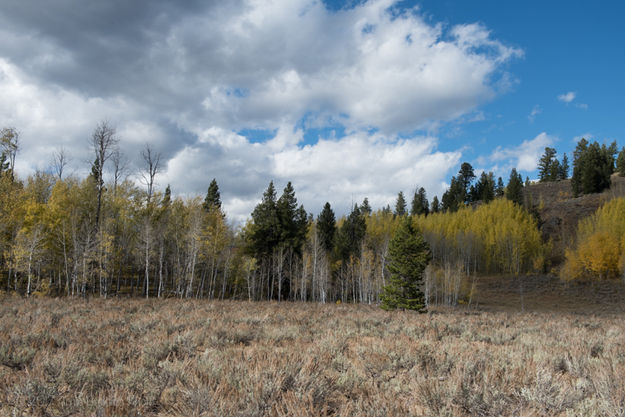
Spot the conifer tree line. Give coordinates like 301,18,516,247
1,125,624,301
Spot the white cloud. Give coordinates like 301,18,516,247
558,91,576,103
164,128,461,223
528,105,541,122
0,0,522,221
490,132,555,173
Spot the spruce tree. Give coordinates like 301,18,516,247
360,197,372,215
617,147,625,177
538,147,557,182
430,196,440,213
473,172,495,202
395,191,407,216
506,168,524,206
558,153,569,180
495,177,505,197
337,204,366,260
203,178,221,211
572,139,615,196
380,218,431,312
410,187,429,216
317,202,336,253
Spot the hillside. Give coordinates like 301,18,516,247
524,173,625,265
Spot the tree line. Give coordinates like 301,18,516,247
1,125,624,303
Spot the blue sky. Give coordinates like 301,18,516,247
0,0,623,222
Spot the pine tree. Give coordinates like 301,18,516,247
395,191,407,216
495,177,505,197
360,197,372,215
458,162,476,197
538,147,557,182
380,218,431,312
558,153,569,180
410,187,429,216
430,196,440,213
472,172,495,203
337,204,366,260
317,202,336,253
203,178,221,211
248,181,279,257
441,176,465,212
506,168,524,206
572,139,615,196
617,147,625,177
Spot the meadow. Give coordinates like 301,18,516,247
1,297,624,416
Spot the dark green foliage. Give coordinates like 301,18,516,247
380,219,431,312
617,147,625,176
430,196,440,213
337,204,366,260
163,184,171,206
89,158,104,190
506,168,524,206
558,153,569,180
277,182,308,256
317,202,336,253
458,162,475,195
360,198,372,215
571,139,616,196
472,172,495,203
441,176,465,212
538,147,557,182
394,191,407,216
203,178,221,211
410,187,429,216
248,181,279,257
495,177,505,197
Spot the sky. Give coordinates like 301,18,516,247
1,0,624,223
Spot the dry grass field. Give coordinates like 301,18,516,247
1,297,624,417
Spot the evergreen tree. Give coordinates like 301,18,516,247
394,191,407,216
430,196,440,213
495,177,505,197
317,202,336,253
571,139,615,196
203,178,221,211
382,204,392,215
277,182,307,254
337,204,366,260
410,187,429,216
617,147,625,177
163,184,171,206
380,218,431,312
441,176,465,212
360,197,372,215
248,181,279,257
506,168,524,206
538,147,557,182
472,171,495,203
558,153,569,180
458,162,476,197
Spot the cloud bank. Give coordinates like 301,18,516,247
0,0,522,221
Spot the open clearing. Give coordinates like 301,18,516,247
1,296,624,416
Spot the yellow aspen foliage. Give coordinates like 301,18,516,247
413,199,546,274
563,196,625,280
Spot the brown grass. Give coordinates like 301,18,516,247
1,297,624,416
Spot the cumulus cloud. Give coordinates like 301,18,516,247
165,127,461,223
0,0,521,221
558,91,576,103
490,132,555,174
